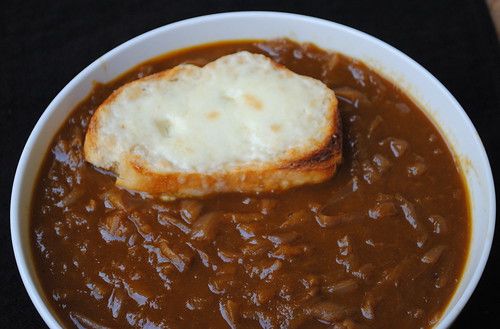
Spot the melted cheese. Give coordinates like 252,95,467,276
90,51,335,173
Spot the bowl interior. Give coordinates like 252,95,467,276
11,12,495,329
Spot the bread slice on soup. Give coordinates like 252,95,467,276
84,51,342,198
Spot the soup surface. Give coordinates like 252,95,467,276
31,39,469,329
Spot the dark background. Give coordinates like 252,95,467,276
1,0,498,327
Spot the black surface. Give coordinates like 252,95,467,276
1,0,498,327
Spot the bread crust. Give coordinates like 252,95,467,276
115,113,341,197
84,53,342,198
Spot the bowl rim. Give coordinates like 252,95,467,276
10,11,495,329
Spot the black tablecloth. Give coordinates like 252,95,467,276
1,0,499,327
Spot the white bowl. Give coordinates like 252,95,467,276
11,11,495,328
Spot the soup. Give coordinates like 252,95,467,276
31,39,469,329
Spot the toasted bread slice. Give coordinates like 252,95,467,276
84,51,341,198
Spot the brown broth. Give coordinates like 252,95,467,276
31,39,470,329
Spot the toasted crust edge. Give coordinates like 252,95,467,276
114,99,341,197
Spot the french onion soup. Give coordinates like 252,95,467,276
31,39,469,329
